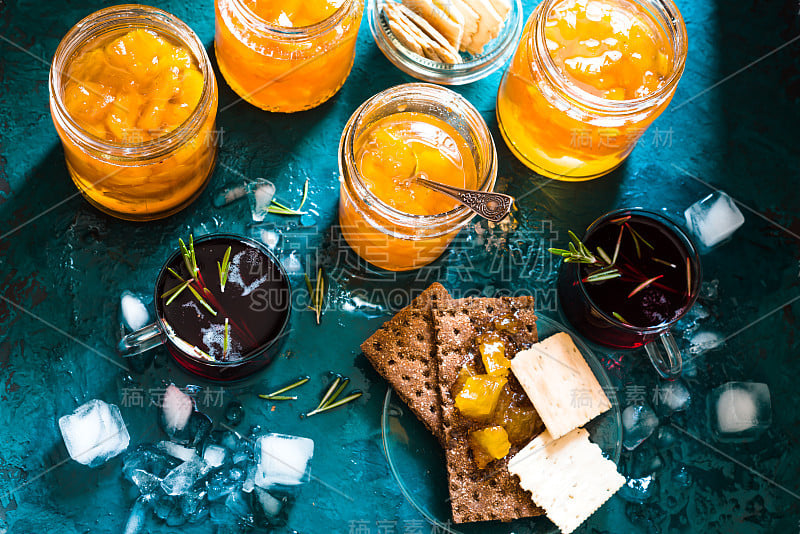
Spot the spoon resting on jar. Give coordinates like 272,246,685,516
412,175,514,222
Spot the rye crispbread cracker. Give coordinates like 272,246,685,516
511,332,611,440
432,296,545,523
361,283,450,441
508,428,625,534
402,0,464,49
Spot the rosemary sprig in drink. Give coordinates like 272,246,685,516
217,246,232,293
268,178,309,216
549,231,621,282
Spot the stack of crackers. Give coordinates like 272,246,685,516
361,283,625,533
382,0,511,64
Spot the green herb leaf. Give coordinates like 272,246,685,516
163,279,192,305
304,391,363,417
268,178,309,216
627,275,664,299
188,284,218,316
259,376,310,400
218,245,232,293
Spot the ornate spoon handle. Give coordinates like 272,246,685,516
414,176,514,222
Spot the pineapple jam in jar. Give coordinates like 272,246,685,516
496,0,687,180
339,84,497,272
215,0,364,112
49,6,219,221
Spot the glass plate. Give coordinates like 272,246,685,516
380,314,623,533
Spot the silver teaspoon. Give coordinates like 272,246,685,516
413,176,514,222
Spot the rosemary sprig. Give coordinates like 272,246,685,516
217,246,232,293
304,267,325,324
549,231,621,282
304,374,362,417
188,284,218,316
223,318,230,356
627,275,664,298
304,392,363,417
259,376,310,401
179,236,199,278
162,279,193,305
268,178,309,216
612,312,630,324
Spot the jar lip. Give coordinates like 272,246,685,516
227,0,355,38
339,83,497,228
529,0,688,113
576,207,702,333
49,4,216,157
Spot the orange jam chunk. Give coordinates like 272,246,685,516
63,29,205,143
242,0,344,26
355,113,477,216
469,426,512,469
455,374,508,420
545,0,672,99
215,0,362,112
496,0,677,179
478,332,511,376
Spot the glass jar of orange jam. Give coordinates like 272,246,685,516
49,6,218,221
496,0,687,180
215,0,363,112
339,84,498,271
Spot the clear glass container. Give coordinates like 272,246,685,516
215,0,363,113
496,0,687,181
338,83,497,272
49,5,219,221
367,0,523,85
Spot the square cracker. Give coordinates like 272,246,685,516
433,296,545,523
511,332,611,440
361,283,450,442
508,428,625,534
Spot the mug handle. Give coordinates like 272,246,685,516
644,330,682,379
118,322,164,357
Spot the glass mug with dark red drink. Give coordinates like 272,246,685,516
118,234,291,381
557,209,701,379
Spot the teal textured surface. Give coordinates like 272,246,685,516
1,0,799,532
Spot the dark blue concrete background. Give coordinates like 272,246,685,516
0,0,799,532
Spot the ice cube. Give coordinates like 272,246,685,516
206,467,243,501
161,459,210,496
653,380,691,417
259,228,280,250
622,404,659,450
123,444,180,479
58,399,130,467
225,490,252,520
684,191,745,248
248,179,277,222
688,331,723,354
203,444,228,468
213,183,249,208
120,291,150,332
254,434,314,489
700,279,719,300
129,469,162,497
708,382,772,442
123,496,148,534
178,485,206,517
242,464,257,493
254,487,284,518
282,252,302,274
161,384,193,436
157,441,199,463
